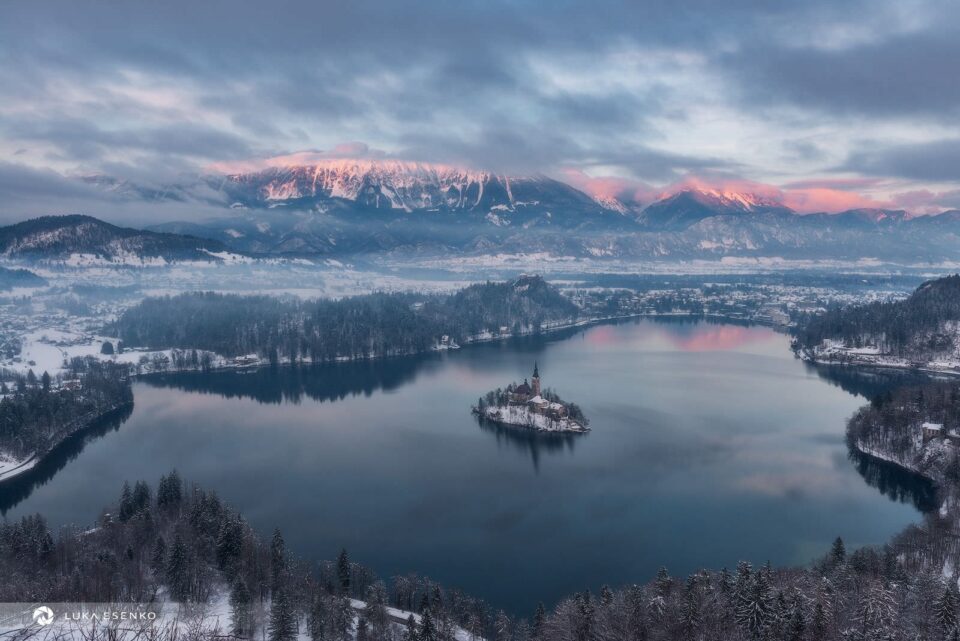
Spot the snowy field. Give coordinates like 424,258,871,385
0,259,475,379
0,594,482,641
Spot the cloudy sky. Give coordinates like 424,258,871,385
2,0,960,222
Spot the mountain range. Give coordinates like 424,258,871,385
0,215,232,264
19,160,960,262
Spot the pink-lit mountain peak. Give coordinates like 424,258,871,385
655,177,787,212
658,187,784,212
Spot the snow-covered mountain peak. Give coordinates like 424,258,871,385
209,159,604,216
218,159,515,212
660,188,785,212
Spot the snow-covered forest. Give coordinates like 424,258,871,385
6,461,960,640
795,274,960,362
0,359,132,477
109,276,579,362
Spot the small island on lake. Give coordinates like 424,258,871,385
473,363,590,433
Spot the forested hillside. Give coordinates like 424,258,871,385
847,381,960,482
0,265,45,290
0,359,132,463
110,276,579,362
796,274,960,359
6,470,960,640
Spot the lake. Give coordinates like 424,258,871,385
0,318,931,615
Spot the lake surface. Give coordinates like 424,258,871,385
0,318,930,615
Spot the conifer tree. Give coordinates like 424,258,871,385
418,608,438,641
308,593,327,641
532,602,546,640
337,548,351,595
230,576,253,638
119,481,134,522
830,537,846,566
936,583,959,636
404,614,419,641
271,529,287,596
736,568,772,640
150,536,166,577
810,601,828,641
786,605,806,641
165,533,191,602
268,587,297,641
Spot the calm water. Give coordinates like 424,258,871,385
0,319,930,615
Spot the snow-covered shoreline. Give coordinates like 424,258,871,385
477,405,589,433
852,442,928,479
0,401,133,484
798,339,960,378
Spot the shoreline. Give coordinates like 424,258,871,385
473,410,590,434
798,350,960,379
0,401,134,485
850,441,935,483
126,310,772,380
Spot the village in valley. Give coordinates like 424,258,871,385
473,364,590,433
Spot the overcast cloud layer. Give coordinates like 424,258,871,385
2,0,960,222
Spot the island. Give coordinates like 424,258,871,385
473,363,590,432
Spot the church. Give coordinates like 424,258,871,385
507,363,568,419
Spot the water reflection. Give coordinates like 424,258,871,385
663,321,766,352
847,446,939,512
0,318,931,615
475,415,580,473
0,404,134,514
805,362,935,400
146,355,443,405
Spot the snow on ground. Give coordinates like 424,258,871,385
0,451,35,481
0,593,482,641
483,404,588,432
806,339,960,376
4,327,189,378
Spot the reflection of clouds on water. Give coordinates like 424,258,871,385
667,324,766,352
0,317,928,617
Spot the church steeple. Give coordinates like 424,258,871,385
532,362,541,396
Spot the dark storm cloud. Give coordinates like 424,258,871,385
2,0,960,219
722,30,960,119
0,162,100,202
4,117,254,163
844,140,960,181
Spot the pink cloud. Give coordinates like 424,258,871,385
781,188,886,213
558,169,657,205
658,176,783,202
890,189,960,214
780,177,884,191
207,143,389,174
659,176,889,214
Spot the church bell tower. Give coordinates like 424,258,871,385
532,362,541,396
